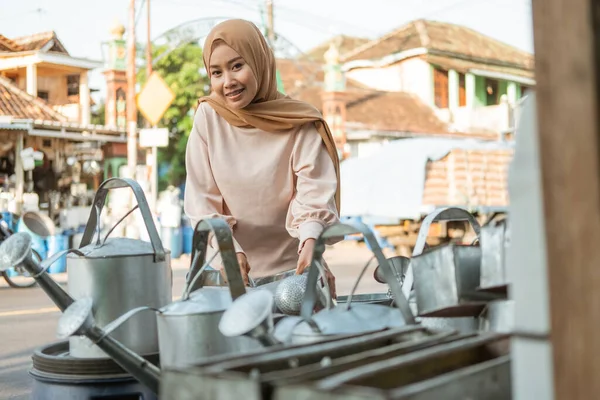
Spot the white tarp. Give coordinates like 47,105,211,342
340,137,514,220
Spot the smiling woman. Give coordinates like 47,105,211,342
208,44,258,109
184,19,341,296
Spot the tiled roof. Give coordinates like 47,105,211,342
9,31,69,54
344,19,534,72
344,90,450,134
0,35,22,52
301,35,372,62
276,58,493,138
0,76,67,121
425,54,535,80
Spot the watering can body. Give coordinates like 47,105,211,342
66,178,172,359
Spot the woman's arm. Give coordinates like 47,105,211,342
184,105,244,255
286,124,340,250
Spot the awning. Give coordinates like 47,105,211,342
0,119,127,143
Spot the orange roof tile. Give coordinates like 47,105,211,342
9,31,69,54
0,76,67,121
344,19,534,72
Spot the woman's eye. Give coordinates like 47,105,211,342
233,63,243,70
211,70,221,76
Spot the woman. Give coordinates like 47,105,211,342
184,19,340,296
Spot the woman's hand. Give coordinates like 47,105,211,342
220,252,251,286
296,239,336,299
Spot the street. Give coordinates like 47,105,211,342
0,242,385,399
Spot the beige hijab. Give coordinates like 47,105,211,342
198,19,341,212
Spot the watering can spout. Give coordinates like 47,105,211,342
0,232,73,311
219,290,282,347
57,298,161,394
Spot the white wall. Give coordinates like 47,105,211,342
345,58,433,106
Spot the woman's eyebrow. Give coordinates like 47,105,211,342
210,56,243,70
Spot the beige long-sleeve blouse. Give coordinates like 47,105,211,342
184,103,339,278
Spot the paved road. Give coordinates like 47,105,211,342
0,243,385,399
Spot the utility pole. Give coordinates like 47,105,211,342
145,0,159,213
146,0,152,79
127,0,137,179
266,0,275,47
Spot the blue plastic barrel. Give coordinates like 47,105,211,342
161,226,183,260
17,211,55,259
182,225,193,254
1,211,14,231
47,235,68,274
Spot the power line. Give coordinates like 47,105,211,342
0,7,46,22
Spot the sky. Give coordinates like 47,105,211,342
0,0,533,103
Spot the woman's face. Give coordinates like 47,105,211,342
209,42,258,109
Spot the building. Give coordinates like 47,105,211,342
0,30,126,213
277,19,533,159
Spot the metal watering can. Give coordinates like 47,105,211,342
66,178,172,359
402,207,484,332
219,221,416,347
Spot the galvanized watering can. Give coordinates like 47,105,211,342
406,207,487,318
14,178,173,359
400,207,485,331
67,178,172,359
219,221,416,346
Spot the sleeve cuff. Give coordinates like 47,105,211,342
298,220,325,252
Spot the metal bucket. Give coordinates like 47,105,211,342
412,244,485,317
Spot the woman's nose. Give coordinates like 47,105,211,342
224,72,237,88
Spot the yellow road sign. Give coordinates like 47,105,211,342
137,72,175,126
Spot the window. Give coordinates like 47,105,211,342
458,73,467,107
485,78,499,105
37,90,49,101
433,68,449,108
67,74,80,96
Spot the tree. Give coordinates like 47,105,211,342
138,42,209,190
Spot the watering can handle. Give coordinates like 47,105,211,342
401,207,482,300
412,207,481,257
301,222,415,325
80,178,166,262
188,218,246,301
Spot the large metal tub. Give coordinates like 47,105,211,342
273,333,510,400
159,326,458,400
